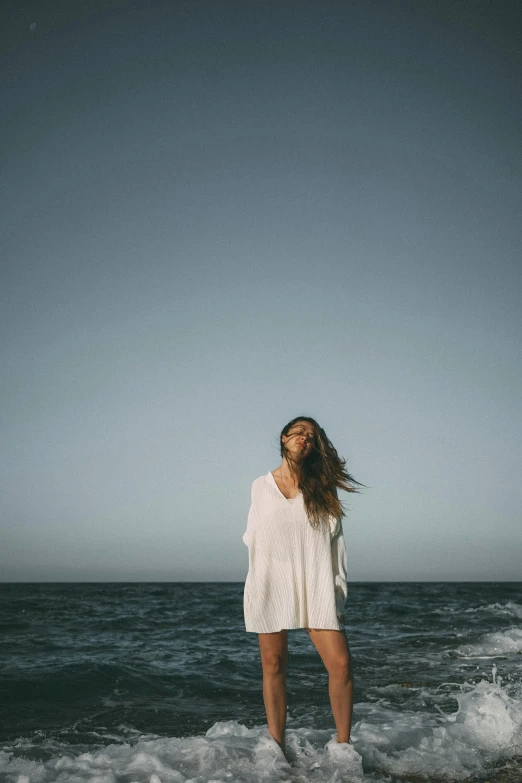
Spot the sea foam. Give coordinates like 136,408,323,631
1,671,521,783
462,602,522,619
432,601,522,619
456,627,522,658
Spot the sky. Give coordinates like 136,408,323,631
1,0,521,582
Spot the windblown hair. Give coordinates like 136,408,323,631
280,416,363,529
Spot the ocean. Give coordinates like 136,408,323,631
1,582,521,783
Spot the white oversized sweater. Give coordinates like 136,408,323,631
242,472,348,633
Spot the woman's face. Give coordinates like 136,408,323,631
282,420,317,460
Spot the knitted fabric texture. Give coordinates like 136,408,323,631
243,472,348,633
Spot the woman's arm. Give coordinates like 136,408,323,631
242,481,256,546
331,518,348,623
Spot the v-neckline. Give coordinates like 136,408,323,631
268,471,301,503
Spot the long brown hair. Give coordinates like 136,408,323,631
280,416,363,529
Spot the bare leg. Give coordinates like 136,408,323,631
306,628,353,743
258,630,288,753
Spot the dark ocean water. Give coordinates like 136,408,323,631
1,582,522,783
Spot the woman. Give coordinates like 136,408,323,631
242,416,361,756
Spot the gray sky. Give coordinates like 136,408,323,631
2,0,521,582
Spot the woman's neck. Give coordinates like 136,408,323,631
276,458,301,483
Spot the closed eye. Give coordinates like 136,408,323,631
288,429,314,440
